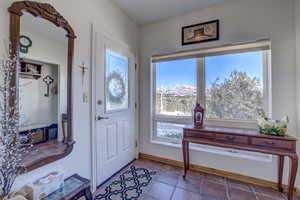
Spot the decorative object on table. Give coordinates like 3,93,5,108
26,171,64,200
193,103,205,128
19,35,32,54
79,62,88,87
257,115,289,136
42,75,54,97
44,174,92,200
0,53,27,199
95,165,156,200
182,20,219,45
105,49,129,112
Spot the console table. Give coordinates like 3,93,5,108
182,125,298,200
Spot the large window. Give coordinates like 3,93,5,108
205,52,264,121
155,59,197,117
152,45,270,143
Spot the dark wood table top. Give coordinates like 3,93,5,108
45,174,90,200
184,125,297,141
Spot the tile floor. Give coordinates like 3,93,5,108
95,159,298,200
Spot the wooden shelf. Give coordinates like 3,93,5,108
22,141,68,168
20,72,41,80
20,60,42,80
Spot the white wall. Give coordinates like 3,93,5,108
19,64,58,128
0,0,138,190
139,0,298,186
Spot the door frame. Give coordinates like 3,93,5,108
90,23,139,192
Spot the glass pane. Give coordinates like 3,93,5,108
156,59,197,116
205,51,264,120
156,122,184,140
105,49,129,112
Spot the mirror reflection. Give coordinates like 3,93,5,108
19,12,68,150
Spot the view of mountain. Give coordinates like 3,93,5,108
157,85,196,96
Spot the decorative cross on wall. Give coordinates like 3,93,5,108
43,75,54,97
79,62,88,87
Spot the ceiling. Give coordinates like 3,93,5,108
112,0,225,25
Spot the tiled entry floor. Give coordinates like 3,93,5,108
95,159,298,200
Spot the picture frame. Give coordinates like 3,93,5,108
182,20,219,45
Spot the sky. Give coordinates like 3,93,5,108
156,51,263,88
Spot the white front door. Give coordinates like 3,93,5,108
93,32,136,185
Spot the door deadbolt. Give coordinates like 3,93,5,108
96,115,109,121
97,100,103,105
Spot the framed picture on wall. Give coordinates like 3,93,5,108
182,20,219,45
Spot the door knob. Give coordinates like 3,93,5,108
96,115,109,121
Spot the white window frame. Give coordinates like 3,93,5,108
150,49,272,161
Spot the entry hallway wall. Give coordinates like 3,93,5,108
0,0,138,189
139,0,299,187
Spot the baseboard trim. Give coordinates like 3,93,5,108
139,152,300,197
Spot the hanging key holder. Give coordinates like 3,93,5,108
43,75,54,97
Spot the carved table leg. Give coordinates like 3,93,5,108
186,142,190,170
287,154,298,200
278,155,284,192
182,140,187,178
84,187,93,200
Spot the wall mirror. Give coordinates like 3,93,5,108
8,1,76,171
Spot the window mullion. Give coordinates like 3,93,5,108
263,50,271,118
197,57,205,106
152,63,157,141
152,63,157,117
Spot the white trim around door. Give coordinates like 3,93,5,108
90,23,139,192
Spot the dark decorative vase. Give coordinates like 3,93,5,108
194,103,205,128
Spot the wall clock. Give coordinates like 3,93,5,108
19,35,32,54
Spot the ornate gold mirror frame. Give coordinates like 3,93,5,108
8,1,76,171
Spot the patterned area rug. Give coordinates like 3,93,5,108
95,165,156,200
